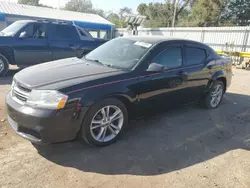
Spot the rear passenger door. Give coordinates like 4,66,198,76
182,44,209,101
49,24,80,60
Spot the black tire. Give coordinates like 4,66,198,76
204,80,225,109
0,54,9,76
79,98,128,147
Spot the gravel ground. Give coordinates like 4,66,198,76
0,68,250,188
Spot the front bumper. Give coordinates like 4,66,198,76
6,92,82,144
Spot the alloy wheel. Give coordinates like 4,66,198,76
90,105,124,142
210,84,223,108
0,59,4,73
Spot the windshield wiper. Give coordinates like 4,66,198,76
103,63,125,70
85,58,126,70
84,57,103,64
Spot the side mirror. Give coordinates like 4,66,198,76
146,63,164,72
19,31,27,39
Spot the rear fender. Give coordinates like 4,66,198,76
206,70,226,91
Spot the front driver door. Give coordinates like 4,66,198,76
14,22,52,66
136,43,189,111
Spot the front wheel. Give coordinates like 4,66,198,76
204,80,225,109
80,98,128,146
0,54,9,76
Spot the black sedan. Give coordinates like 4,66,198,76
6,36,233,146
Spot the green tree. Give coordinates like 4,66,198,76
107,12,128,28
64,0,93,12
106,7,132,28
93,9,105,18
137,1,191,27
187,0,227,26
107,13,120,21
138,2,176,27
119,7,132,20
18,0,39,6
137,3,148,16
64,0,105,18
221,0,250,26
18,0,53,8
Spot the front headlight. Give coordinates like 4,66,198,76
11,80,15,88
26,90,68,109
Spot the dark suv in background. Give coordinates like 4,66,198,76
0,20,107,76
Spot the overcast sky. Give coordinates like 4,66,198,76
2,0,164,12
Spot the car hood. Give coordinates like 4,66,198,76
14,58,122,89
0,36,14,40
0,35,12,38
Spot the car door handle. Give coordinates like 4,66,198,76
69,44,78,50
207,65,213,70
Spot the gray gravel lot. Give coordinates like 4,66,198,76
0,68,250,188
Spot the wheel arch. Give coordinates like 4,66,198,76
78,92,134,128
101,94,134,120
206,70,227,92
0,46,16,65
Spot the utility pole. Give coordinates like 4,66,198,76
172,0,179,27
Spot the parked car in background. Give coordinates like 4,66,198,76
6,36,232,147
0,20,108,76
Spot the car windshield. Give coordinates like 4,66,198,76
85,38,152,70
0,21,27,36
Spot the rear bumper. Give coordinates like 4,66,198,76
6,92,82,144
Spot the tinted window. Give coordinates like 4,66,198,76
54,25,78,40
185,47,207,65
22,23,34,38
153,47,182,69
22,23,47,39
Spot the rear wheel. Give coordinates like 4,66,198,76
0,54,9,76
80,98,128,146
204,80,225,109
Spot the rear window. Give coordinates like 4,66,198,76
53,24,79,40
185,47,207,65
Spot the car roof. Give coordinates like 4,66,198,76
122,36,214,52
15,20,36,23
14,19,73,25
122,36,179,44
123,36,204,45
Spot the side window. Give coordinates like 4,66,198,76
88,30,98,38
100,30,107,39
22,23,47,39
153,47,182,69
22,23,34,38
54,25,79,40
185,47,207,65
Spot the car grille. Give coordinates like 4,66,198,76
11,82,31,104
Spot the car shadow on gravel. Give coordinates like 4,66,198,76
34,92,250,176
